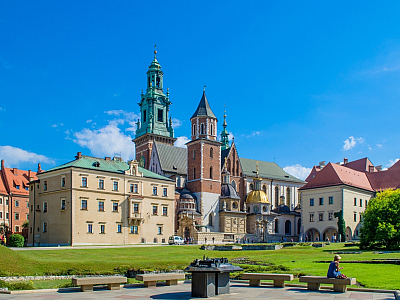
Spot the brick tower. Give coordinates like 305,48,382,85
186,88,221,230
133,47,176,169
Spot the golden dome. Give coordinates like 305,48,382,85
246,190,269,204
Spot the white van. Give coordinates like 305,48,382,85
168,235,184,245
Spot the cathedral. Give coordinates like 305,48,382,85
133,50,305,243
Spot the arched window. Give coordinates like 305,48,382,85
285,220,292,235
209,213,213,226
275,219,279,233
286,187,291,207
193,124,196,135
156,76,160,87
250,183,254,191
210,123,213,135
236,160,239,176
200,124,204,135
275,186,279,207
262,185,267,193
193,168,196,180
210,167,213,179
210,147,213,158
232,202,237,209
297,218,301,234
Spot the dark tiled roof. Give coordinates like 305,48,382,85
191,90,217,119
221,183,240,199
367,160,400,191
154,142,187,175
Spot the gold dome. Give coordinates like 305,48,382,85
246,190,269,204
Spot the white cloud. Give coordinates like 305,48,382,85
72,124,136,161
174,136,190,148
0,146,54,167
343,136,365,151
376,144,383,148
387,158,399,167
243,131,262,138
51,123,64,128
228,132,235,140
283,164,312,181
172,118,182,129
86,119,92,123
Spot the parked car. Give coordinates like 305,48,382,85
168,235,184,245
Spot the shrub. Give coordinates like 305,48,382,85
9,234,24,247
7,281,34,290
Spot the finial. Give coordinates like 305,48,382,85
154,44,157,59
224,157,228,169
203,85,206,91
256,161,259,177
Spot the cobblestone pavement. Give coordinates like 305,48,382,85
0,282,395,300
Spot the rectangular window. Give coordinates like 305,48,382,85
98,201,105,211
162,206,168,216
354,198,357,206
328,212,333,220
100,224,105,234
360,213,363,221
158,226,163,235
163,188,167,197
16,185,20,189
310,198,314,206
81,199,88,210
15,200,19,207
112,202,118,212
134,184,138,193
61,176,66,187
0,212,2,218
365,200,368,207
43,202,48,213
360,199,362,207
310,213,314,222
82,177,87,187
130,184,134,193
0,198,2,205
319,198,323,205
15,212,20,220
113,181,118,191
15,226,20,232
130,225,138,234
153,187,157,195
88,224,93,233
153,205,158,215
329,196,333,204
143,109,147,123
356,229,359,236
319,213,324,221
26,213,29,220
44,181,47,191
27,202,29,208
117,224,122,233
61,199,66,210
354,213,357,222
158,109,163,122
43,222,47,233
133,203,139,213
99,179,104,189
6,213,9,220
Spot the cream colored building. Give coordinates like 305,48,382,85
27,153,175,246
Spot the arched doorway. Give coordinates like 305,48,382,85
305,228,320,242
345,226,352,241
184,227,190,240
285,220,292,235
322,227,338,242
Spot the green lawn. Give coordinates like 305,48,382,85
1,244,399,290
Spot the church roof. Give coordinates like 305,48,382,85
154,142,187,175
239,158,305,184
221,183,240,199
191,90,217,119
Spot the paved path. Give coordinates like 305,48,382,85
0,282,395,300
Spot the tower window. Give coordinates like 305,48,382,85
193,150,196,159
210,123,213,135
210,167,213,179
143,110,147,123
200,124,204,135
193,124,196,135
193,168,196,180
158,109,163,122
210,147,213,158
156,76,160,87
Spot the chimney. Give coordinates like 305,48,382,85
76,152,82,159
319,161,325,169
343,158,348,165
1,159,4,170
37,163,42,173
368,165,374,173
28,170,31,178
376,165,382,171
105,157,111,161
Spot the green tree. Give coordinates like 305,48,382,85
9,234,24,247
360,189,400,250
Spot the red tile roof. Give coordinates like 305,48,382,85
305,165,321,182
367,160,400,191
1,167,37,196
344,157,377,173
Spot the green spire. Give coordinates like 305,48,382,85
221,107,230,150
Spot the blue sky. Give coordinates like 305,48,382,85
0,1,399,179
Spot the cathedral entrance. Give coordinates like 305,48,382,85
184,227,190,240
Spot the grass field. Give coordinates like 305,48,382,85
1,243,399,290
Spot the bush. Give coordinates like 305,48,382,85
9,234,24,247
0,279,34,290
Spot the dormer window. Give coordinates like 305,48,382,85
93,162,100,167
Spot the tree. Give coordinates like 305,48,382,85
9,234,24,247
360,189,400,250
22,220,29,229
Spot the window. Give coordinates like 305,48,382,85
208,213,213,226
193,168,196,180
360,199,362,207
210,167,213,179
210,147,213,158
134,184,138,193
61,177,66,187
15,226,20,232
15,212,19,220
82,177,87,187
319,213,324,221
354,198,357,206
81,199,88,210
200,123,204,135
43,222,47,233
88,224,93,233
113,181,118,191
275,186,279,207
354,213,357,222
98,201,105,211
130,184,134,193
117,224,122,233
286,188,291,206
365,200,368,207
328,212,333,220
99,179,104,189
100,224,105,234
162,206,168,216
15,185,20,189
6,213,9,219
0,212,2,218
356,229,359,236
153,186,157,195
130,225,138,234
250,183,254,191
152,205,158,215
193,124,196,135
329,196,333,204
44,181,47,191
112,202,118,212
43,202,48,213
27,202,29,208
310,198,314,206
163,187,167,197
0,198,2,205
157,109,163,122
319,198,323,205
158,226,163,235
359,213,363,221
61,199,66,210
133,203,139,213
143,109,147,123
15,200,19,207
310,213,314,222
26,213,29,220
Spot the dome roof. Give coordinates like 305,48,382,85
273,204,290,213
246,190,269,204
181,193,194,200
221,183,240,199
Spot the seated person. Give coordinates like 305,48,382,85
327,255,347,278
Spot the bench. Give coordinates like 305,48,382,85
72,276,127,292
242,273,294,288
135,273,185,287
299,276,356,293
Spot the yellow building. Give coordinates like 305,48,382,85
27,153,175,246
